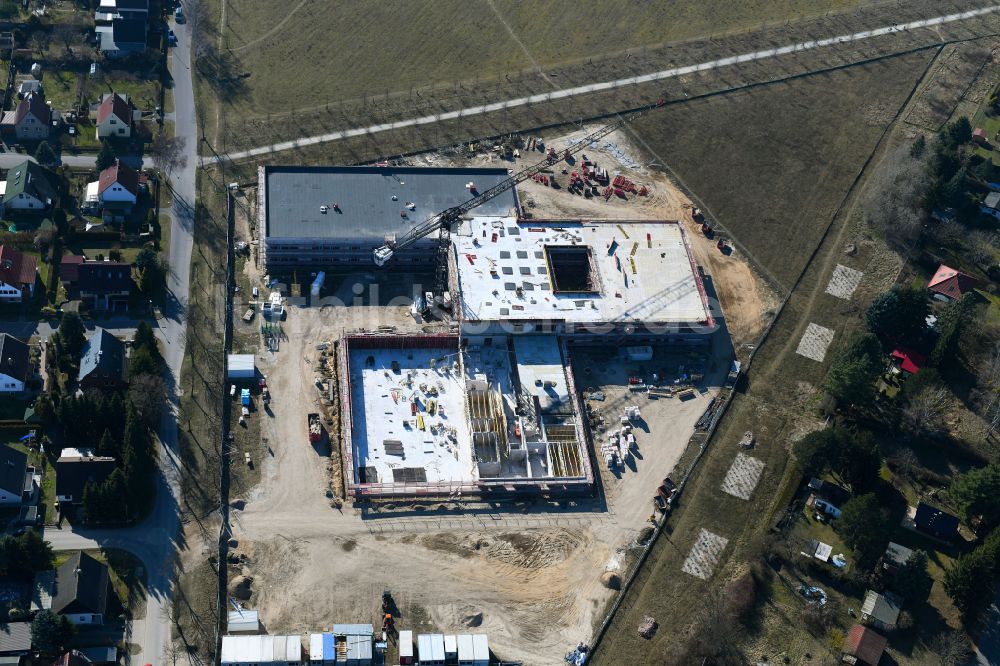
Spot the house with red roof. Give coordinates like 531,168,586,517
842,624,887,665
0,245,37,302
890,347,925,376
95,92,133,140
928,264,980,302
83,160,139,220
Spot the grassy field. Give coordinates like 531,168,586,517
591,50,938,665
629,50,935,292
202,0,983,150
224,0,868,108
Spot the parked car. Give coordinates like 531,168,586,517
174,7,185,22
167,30,177,45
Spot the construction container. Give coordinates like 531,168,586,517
417,633,445,665
398,630,414,665
444,635,457,662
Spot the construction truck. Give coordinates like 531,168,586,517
308,413,322,443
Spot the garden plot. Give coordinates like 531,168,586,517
720,453,765,501
824,264,863,300
796,323,835,362
681,529,729,580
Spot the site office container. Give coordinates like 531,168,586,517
398,630,414,665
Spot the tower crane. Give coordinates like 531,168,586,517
372,98,665,271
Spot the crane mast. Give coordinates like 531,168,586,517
372,98,664,267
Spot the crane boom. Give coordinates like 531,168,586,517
373,98,664,267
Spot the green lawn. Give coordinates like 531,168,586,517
44,69,80,111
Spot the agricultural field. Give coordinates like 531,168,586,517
629,50,934,293
200,0,989,150
591,50,940,665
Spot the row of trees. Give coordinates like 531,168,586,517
82,401,157,523
944,527,1000,620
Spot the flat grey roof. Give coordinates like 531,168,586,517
264,166,517,240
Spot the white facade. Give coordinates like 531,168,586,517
0,282,25,303
96,112,131,139
0,370,25,393
65,612,103,625
3,190,46,211
100,179,137,205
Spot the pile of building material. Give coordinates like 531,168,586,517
637,616,658,639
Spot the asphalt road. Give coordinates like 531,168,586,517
36,17,198,665
204,5,1000,164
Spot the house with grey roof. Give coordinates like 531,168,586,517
0,159,56,214
0,444,34,506
55,451,116,506
0,333,30,393
860,590,901,632
0,622,31,657
9,92,50,140
48,551,114,625
78,328,127,391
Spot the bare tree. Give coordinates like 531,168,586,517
129,373,167,427
903,386,950,435
52,22,78,53
863,143,928,256
149,131,188,177
927,630,972,666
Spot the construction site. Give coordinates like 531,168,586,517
340,332,593,499
221,110,775,664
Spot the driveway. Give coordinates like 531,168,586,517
39,15,198,665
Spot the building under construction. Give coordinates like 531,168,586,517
338,332,593,499
257,165,517,271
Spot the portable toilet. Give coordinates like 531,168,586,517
399,630,414,665
444,635,457,664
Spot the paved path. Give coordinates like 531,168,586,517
37,16,199,666
203,5,1000,165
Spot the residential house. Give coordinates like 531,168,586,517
974,127,990,146
0,159,56,214
54,450,116,506
983,191,1000,219
889,347,925,376
77,647,119,664
927,264,980,302
47,651,94,666
0,444,34,506
0,622,31,659
49,551,113,625
95,93,134,140
83,160,139,220
0,246,37,301
95,0,149,23
17,79,41,97
0,334,30,392
10,92,50,140
842,624,887,666
882,542,914,575
860,590,901,632
60,256,133,312
77,328,128,391
914,502,960,541
96,18,146,58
